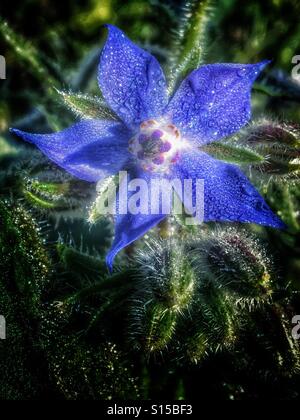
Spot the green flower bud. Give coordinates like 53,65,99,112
236,120,300,181
129,239,196,353
184,286,239,364
187,227,275,309
15,154,95,216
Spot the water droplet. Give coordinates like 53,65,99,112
128,96,136,106
215,81,224,89
255,200,269,211
242,183,255,196
119,105,127,114
237,68,247,77
181,102,190,112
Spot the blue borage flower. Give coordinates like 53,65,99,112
11,24,284,271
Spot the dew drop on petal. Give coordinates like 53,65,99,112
237,67,247,77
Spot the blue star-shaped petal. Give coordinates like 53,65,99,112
11,24,284,271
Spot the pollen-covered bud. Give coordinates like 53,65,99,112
128,238,196,353
128,118,184,173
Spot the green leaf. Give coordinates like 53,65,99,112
0,137,19,160
201,142,265,165
56,244,108,280
0,200,49,315
55,89,119,120
168,0,213,93
17,158,95,214
88,175,119,224
0,17,58,91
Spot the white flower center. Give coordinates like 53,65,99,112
129,119,182,173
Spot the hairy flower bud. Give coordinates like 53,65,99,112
187,227,275,309
15,154,95,216
183,286,239,363
129,238,196,353
236,119,300,182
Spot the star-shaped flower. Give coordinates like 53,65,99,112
11,24,284,270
